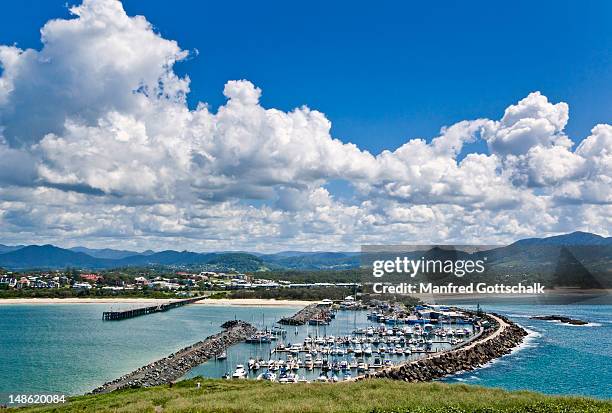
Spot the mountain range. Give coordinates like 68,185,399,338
0,232,610,277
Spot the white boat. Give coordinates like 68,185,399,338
257,370,277,381
232,364,247,379
289,343,303,354
354,344,363,356
217,351,227,360
279,372,299,383
305,354,314,370
357,360,368,372
315,373,329,382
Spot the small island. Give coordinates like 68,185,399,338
530,315,588,325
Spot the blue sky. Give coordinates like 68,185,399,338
0,0,610,250
1,0,610,155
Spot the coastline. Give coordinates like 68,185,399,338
0,297,314,307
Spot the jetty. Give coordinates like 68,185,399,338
363,313,527,382
278,303,332,325
102,296,206,320
92,320,257,393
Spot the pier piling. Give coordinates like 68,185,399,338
102,296,206,320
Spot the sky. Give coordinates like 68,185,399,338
0,0,610,252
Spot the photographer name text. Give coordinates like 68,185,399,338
372,282,546,295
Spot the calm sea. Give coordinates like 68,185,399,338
0,302,610,399
442,303,612,399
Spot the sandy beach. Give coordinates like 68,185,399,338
192,298,312,307
0,297,313,307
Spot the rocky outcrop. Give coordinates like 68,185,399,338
278,304,331,325
91,320,257,394
365,313,527,382
530,315,588,325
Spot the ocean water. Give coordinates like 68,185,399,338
0,302,610,399
442,304,612,399
0,303,296,395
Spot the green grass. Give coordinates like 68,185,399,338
13,378,611,413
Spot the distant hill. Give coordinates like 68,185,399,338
0,232,609,283
0,245,107,269
261,251,360,270
0,244,24,254
512,231,612,247
0,245,266,272
113,251,265,272
69,247,142,260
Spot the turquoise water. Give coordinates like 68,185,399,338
0,303,296,395
442,304,612,399
0,303,610,399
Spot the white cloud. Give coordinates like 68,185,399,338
0,0,610,251
483,91,571,156
0,0,189,147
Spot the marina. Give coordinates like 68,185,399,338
189,302,481,383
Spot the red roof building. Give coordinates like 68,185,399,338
81,274,102,282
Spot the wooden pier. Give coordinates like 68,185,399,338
102,296,205,320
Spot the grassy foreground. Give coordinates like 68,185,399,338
14,378,611,413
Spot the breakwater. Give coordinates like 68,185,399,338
278,303,331,325
363,313,527,382
91,320,257,393
102,296,206,320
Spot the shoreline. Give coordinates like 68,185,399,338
0,297,314,307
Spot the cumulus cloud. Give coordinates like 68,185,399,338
0,0,189,147
0,0,610,251
483,92,571,156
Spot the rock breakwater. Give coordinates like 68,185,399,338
92,320,257,394
278,303,331,325
365,313,527,382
